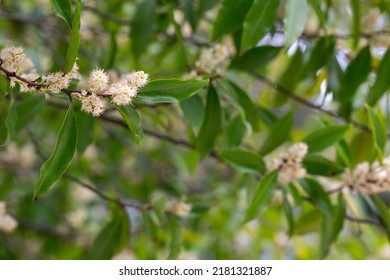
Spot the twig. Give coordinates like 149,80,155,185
250,71,371,134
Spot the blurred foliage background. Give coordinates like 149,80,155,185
1,0,390,260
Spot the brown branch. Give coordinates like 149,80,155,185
250,71,371,134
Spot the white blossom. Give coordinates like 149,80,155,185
80,94,106,117
342,158,390,194
195,44,231,76
0,201,18,233
121,71,149,89
169,201,192,217
266,142,308,185
88,68,109,92
42,63,79,94
0,46,33,73
108,82,137,106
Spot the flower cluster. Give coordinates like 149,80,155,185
184,44,232,79
75,69,149,116
167,200,192,217
0,201,18,233
0,46,149,117
266,142,308,185
342,158,390,194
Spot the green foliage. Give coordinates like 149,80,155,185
50,0,72,28
219,148,265,174
304,125,349,153
196,85,222,158
284,0,308,47
34,105,77,199
115,105,143,144
137,79,209,103
63,0,81,73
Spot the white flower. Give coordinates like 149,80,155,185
88,68,109,92
266,142,308,185
195,44,231,76
42,63,79,94
342,159,390,194
121,71,149,89
108,82,137,106
0,46,33,73
169,201,192,217
19,72,39,93
80,94,106,117
0,201,18,233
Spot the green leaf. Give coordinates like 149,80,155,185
368,49,390,105
295,209,322,235
0,76,8,145
180,94,204,127
350,0,360,49
225,116,246,148
90,207,130,259
168,216,182,259
367,105,387,162
335,140,353,168
226,81,261,132
137,79,208,103
15,95,45,133
152,197,166,222
331,193,346,243
284,0,308,47
5,93,16,140
258,105,278,128
50,0,72,28
245,171,277,222
63,0,81,73
75,111,95,154
34,104,77,199
260,111,293,155
337,46,371,104
320,213,333,259
299,178,333,217
115,105,143,144
197,85,222,159
304,36,336,76
130,0,156,58
282,188,295,236
304,124,349,153
219,149,265,174
241,0,280,50
211,0,254,40
302,154,344,176
373,195,390,242
231,46,282,70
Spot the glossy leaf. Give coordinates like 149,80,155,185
130,0,156,58
225,116,246,148
180,94,204,127
331,193,346,243
75,111,95,154
320,214,333,259
226,81,261,132
219,149,265,174
168,216,182,259
299,178,333,216
302,154,344,176
5,93,16,140
231,46,282,70
137,79,208,103
115,105,143,144
63,0,81,73
89,207,130,259
197,85,222,158
212,0,254,40
34,105,77,199
368,49,390,105
0,76,8,145
260,111,293,155
367,105,387,162
304,125,349,153
295,209,322,235
282,189,295,236
350,0,360,49
15,95,45,133
50,0,72,28
373,195,390,242
245,171,277,222
241,0,280,50
337,46,371,104
284,0,308,46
